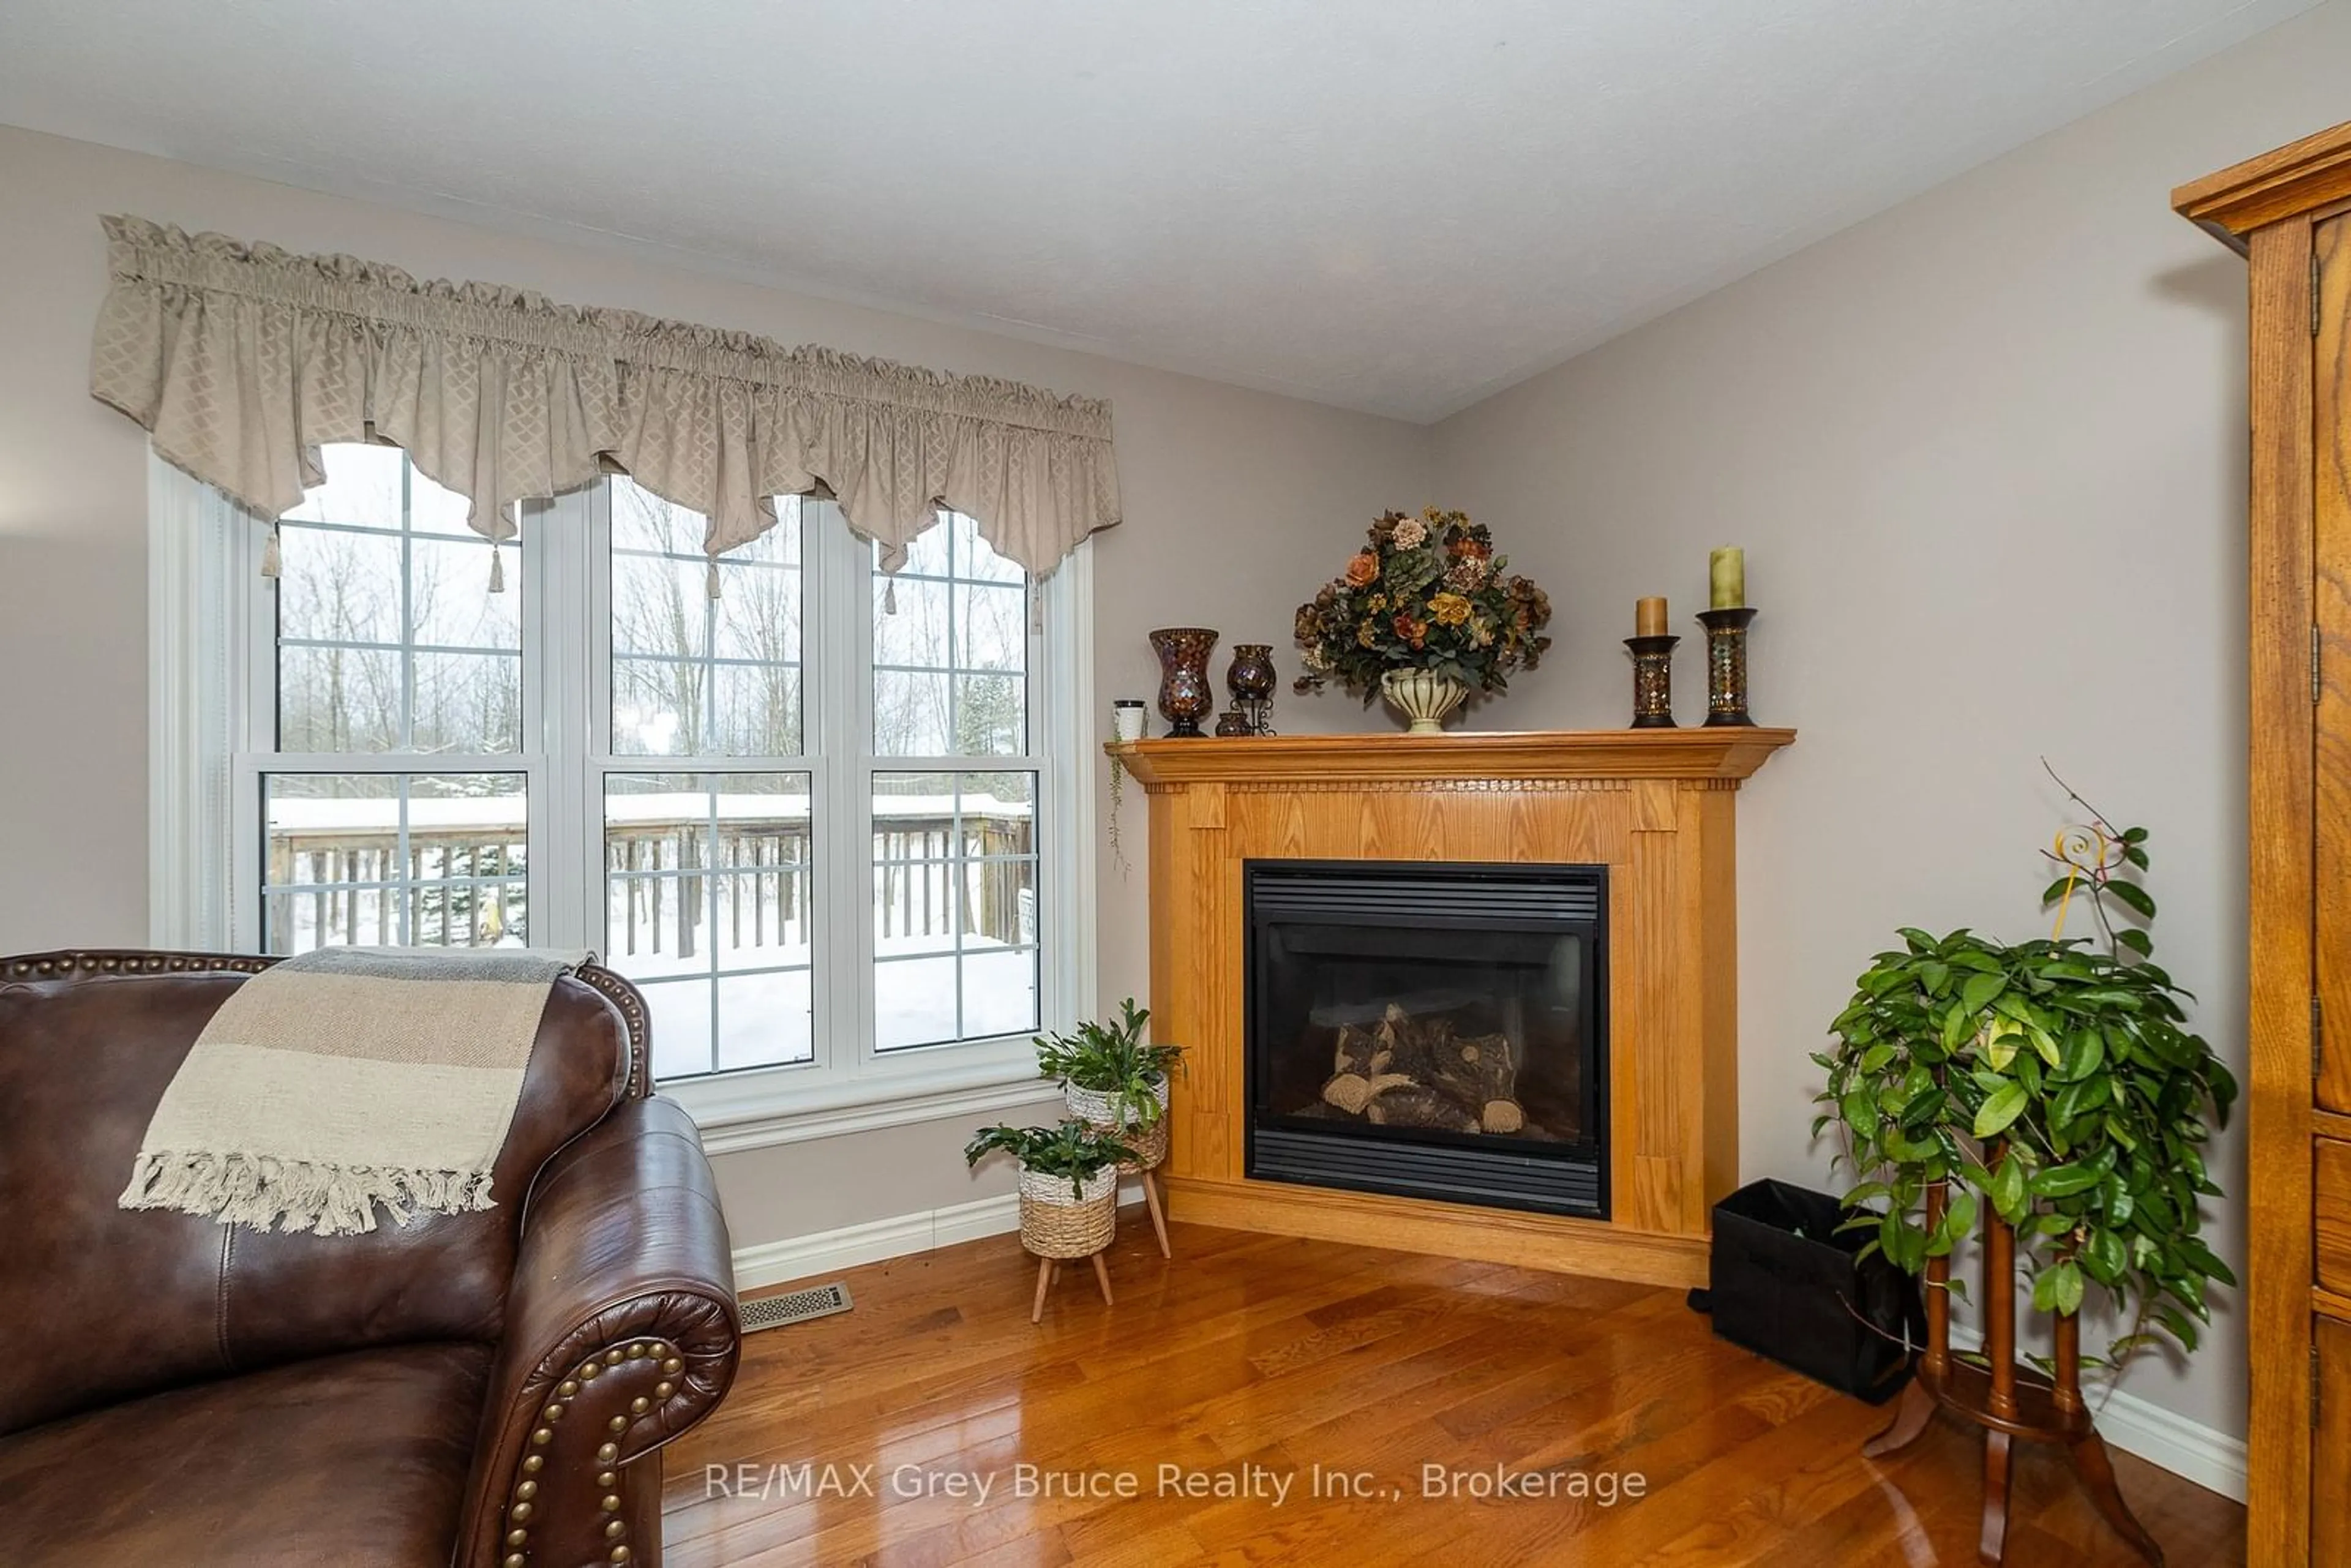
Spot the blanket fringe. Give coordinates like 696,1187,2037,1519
119,1151,497,1237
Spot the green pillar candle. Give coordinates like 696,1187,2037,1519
1709,546,1745,609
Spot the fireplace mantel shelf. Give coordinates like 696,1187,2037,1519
1111,727,1795,787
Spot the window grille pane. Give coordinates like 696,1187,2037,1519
954,674,1025,757
873,669,951,757
711,664,804,758
261,773,528,955
274,446,520,754
279,527,403,645
277,645,401,754
280,441,406,529
411,651,525,756
872,770,1038,1050
637,977,713,1087
956,584,1027,671
609,478,801,759
874,577,949,668
603,771,814,1078
409,537,520,648
612,658,693,757
872,515,1029,757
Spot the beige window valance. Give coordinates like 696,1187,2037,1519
88,215,1121,574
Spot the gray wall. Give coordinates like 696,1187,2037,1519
0,121,1429,1237
1425,0,2351,1442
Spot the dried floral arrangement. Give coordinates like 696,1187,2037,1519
1291,508,1553,700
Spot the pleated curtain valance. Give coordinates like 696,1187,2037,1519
88,214,1122,575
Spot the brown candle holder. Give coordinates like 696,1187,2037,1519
1697,606,1758,727
1624,634,1679,729
1226,643,1277,735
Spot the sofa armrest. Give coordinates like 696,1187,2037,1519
458,1095,740,1568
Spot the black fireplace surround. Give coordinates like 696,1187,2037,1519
1243,858,1609,1220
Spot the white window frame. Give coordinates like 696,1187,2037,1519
151,448,1095,1153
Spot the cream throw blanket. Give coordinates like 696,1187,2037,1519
119,946,587,1236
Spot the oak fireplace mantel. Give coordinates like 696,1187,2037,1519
1115,727,1795,1288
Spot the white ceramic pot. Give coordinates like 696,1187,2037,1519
1381,669,1469,734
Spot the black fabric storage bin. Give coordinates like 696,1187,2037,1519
1706,1177,1919,1404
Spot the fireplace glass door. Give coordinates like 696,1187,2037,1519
1245,860,1607,1218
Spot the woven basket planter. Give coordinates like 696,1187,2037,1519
1063,1077,1171,1172
1017,1166,1119,1259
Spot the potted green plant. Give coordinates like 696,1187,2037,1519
1291,507,1553,733
966,1119,1139,1318
1035,998,1187,1135
1813,776,2238,1375
964,1118,1138,1206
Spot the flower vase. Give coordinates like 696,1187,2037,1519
1150,628,1218,738
1381,669,1468,734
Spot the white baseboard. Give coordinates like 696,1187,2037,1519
1945,1324,2245,1500
732,1181,1146,1292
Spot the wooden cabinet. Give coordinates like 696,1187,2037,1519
2177,125,2351,1564
2319,1316,2351,1567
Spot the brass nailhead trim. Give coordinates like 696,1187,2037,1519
505,1555,525,1568
581,1362,602,1380
627,1341,647,1358
598,1470,618,1488
514,1480,537,1501
522,1455,543,1474
630,1396,650,1414
509,1502,533,1523
530,1428,552,1446
612,1548,632,1564
608,1414,628,1433
558,1379,579,1397
661,1358,683,1374
543,1403,564,1422
607,1520,626,1539
506,1528,527,1547
601,1493,623,1512
605,1349,624,1365
654,1382,673,1399
597,1442,618,1463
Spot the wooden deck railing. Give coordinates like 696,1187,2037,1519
264,803,1033,956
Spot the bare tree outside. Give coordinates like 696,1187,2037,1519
611,478,801,758
276,448,520,757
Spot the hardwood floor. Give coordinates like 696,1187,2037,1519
661,1218,2244,1566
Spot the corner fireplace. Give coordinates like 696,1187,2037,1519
1243,859,1608,1220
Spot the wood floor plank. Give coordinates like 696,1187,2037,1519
662,1220,2244,1567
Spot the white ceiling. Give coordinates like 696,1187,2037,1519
0,1,2312,421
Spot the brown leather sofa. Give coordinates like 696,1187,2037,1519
0,950,741,1567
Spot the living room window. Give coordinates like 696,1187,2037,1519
167,443,1092,1138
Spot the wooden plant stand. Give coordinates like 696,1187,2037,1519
1864,1174,2163,1565
1082,1109,1174,1259
1019,1177,1120,1326
1029,1251,1115,1324
1128,1117,1173,1259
